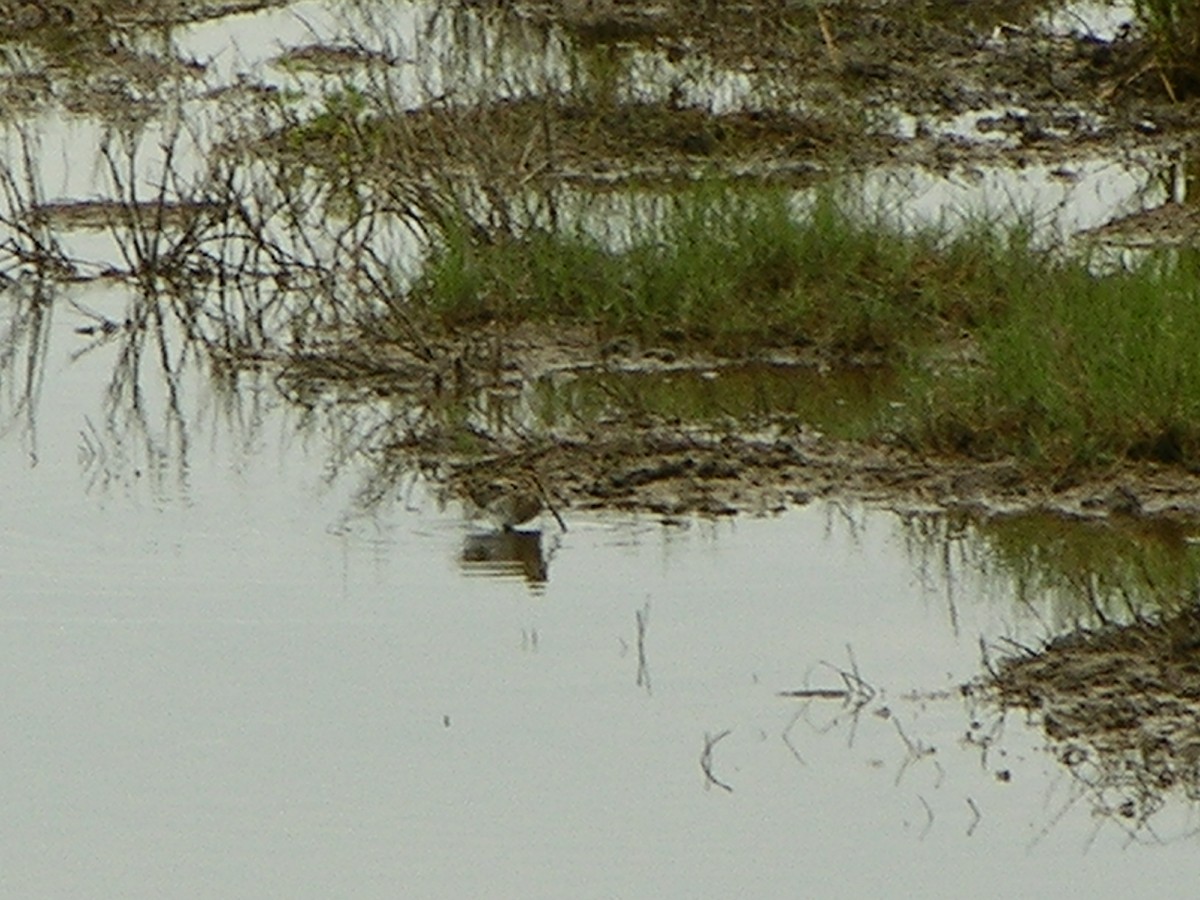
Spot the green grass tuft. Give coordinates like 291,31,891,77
396,184,1200,471
406,186,1012,356
909,248,1200,467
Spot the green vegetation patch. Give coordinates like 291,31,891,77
394,185,1200,472
911,512,1200,624
405,187,1010,356
913,247,1200,467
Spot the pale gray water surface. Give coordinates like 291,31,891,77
1,1,1200,896
2,299,1200,899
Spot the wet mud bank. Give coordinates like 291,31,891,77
982,607,1200,823
0,0,1196,527
283,324,1200,526
434,421,1200,523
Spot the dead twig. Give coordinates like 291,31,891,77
529,470,568,532
966,797,982,837
917,795,934,840
815,7,843,71
635,602,651,693
782,645,877,748
820,643,876,710
978,636,998,679
777,688,848,700
700,729,734,793
1157,65,1178,104
781,707,806,766
996,636,1039,658
894,717,933,759
893,717,937,787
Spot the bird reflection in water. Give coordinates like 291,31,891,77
460,529,549,584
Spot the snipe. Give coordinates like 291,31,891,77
469,475,545,531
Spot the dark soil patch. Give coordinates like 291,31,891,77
281,95,875,188
986,608,1200,821
432,419,1200,523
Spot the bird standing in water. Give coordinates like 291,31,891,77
464,470,567,532
480,477,544,530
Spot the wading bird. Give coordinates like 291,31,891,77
476,476,544,531
463,469,567,533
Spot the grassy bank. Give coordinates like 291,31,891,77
389,186,1200,470
405,188,1023,356
912,247,1200,467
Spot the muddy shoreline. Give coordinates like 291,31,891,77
438,421,1200,523
282,326,1200,526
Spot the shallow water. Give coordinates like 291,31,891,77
4,302,1200,898
517,362,896,438
3,2,1200,896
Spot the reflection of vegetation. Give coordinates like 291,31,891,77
927,507,1200,827
526,364,894,439
0,102,327,491
0,278,52,456
0,128,73,275
78,289,197,491
2,0,1200,505
905,512,1200,626
69,274,300,494
990,516,1200,622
